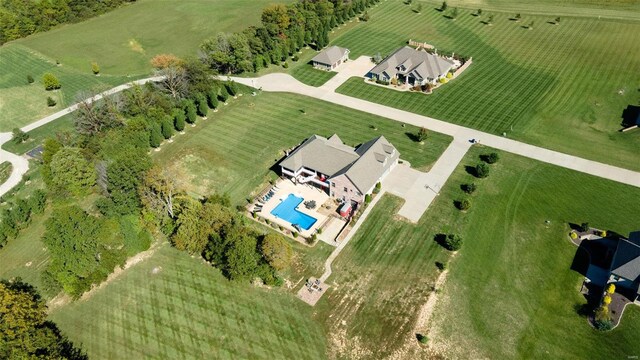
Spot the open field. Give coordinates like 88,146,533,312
440,0,640,20
427,146,640,359
313,194,452,358
14,0,289,76
0,0,288,130
0,45,133,131
333,0,640,170
155,91,452,204
49,245,328,360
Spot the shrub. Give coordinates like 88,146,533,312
27,74,34,84
446,72,453,79
594,319,613,331
207,87,219,109
580,222,590,232
607,284,616,294
456,199,471,211
282,61,289,68
444,234,462,251
600,230,607,237
435,261,447,271
570,232,578,239
91,62,100,75
195,94,208,117
184,100,197,124
475,163,490,178
317,228,323,234
225,81,238,96
12,128,29,144
292,231,298,238
376,79,390,85
219,85,229,102
42,73,61,90
462,183,477,194
365,194,372,204
417,127,428,142
252,212,257,219
173,108,186,131
373,182,381,194
603,295,612,305
483,152,500,164
438,77,447,84
416,333,428,344
46,97,57,107
291,55,299,62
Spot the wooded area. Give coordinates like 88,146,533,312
0,0,136,44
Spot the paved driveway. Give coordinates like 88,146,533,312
320,55,374,92
382,138,472,223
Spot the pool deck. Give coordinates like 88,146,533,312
254,179,330,238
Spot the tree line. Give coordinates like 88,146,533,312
200,0,381,74
35,55,239,297
0,0,136,45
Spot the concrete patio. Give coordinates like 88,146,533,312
252,179,330,238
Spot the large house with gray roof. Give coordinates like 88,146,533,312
311,46,350,71
607,231,640,302
367,46,455,86
279,134,399,204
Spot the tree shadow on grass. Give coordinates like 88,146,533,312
621,105,640,127
464,165,477,177
405,131,421,142
434,233,447,248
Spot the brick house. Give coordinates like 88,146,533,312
279,134,399,204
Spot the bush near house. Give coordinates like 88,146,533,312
42,73,61,90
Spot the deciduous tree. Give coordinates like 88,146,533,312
49,147,96,196
260,233,292,271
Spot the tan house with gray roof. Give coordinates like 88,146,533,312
367,46,455,85
311,46,350,71
280,134,399,204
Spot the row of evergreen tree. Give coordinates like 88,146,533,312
200,0,381,74
0,0,136,44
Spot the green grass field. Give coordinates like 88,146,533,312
0,45,132,131
1,113,74,154
313,194,451,358
154,91,452,204
0,0,289,130
333,0,640,170
290,65,337,87
427,146,640,359
0,162,11,185
49,245,328,360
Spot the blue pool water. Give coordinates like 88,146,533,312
270,194,317,230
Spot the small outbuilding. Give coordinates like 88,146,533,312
311,46,350,71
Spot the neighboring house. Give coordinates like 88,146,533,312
280,134,399,204
311,46,350,71
367,46,455,86
607,231,640,302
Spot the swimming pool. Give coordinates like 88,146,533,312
270,194,317,230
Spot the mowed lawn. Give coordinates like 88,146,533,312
0,0,287,130
49,245,327,360
155,91,452,204
428,146,640,359
333,0,640,170
0,45,132,131
313,194,453,359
